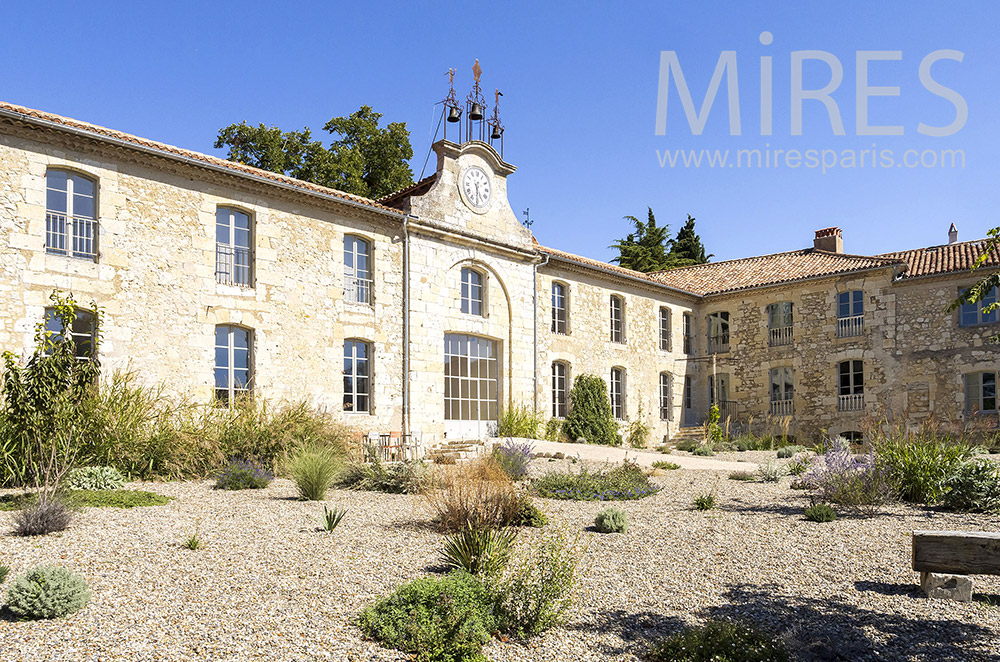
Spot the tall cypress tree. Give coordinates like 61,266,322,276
668,215,712,267
610,207,672,272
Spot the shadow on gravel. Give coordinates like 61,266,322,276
703,584,1000,662
853,580,923,598
565,608,686,657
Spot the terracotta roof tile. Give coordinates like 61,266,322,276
877,240,1000,279
0,101,402,216
537,243,675,288
378,174,437,208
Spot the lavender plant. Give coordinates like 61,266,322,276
799,438,893,516
214,458,273,490
491,439,534,481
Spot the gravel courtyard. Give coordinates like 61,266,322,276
2,458,999,662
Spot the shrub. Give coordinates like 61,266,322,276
562,375,619,445
5,565,91,620
943,458,1000,513
214,458,273,490
706,404,725,443
648,619,789,662
693,492,716,510
777,445,807,459
625,403,650,449
14,497,72,536
594,507,628,533
544,418,564,442
491,439,534,481
287,445,342,501
496,405,543,439
336,457,428,494
675,439,700,452
786,453,812,477
357,571,495,662
321,505,347,532
534,461,660,501
804,503,837,522
512,494,548,527
441,524,518,576
873,434,974,504
728,470,756,481
799,439,893,516
691,444,715,457
0,564,9,583
652,461,680,470
757,460,782,483
425,458,524,532
65,466,125,491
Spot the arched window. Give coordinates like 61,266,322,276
610,295,625,343
552,362,569,418
44,307,97,360
460,267,485,316
551,282,568,334
46,169,97,261
659,372,672,421
610,367,625,420
345,235,373,304
215,325,252,405
344,339,371,413
659,307,672,351
216,207,253,287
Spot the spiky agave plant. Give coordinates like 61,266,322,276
321,505,347,532
440,523,518,576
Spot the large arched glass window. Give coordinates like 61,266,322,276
216,207,253,287
44,307,97,360
460,268,485,316
46,169,97,261
552,361,568,418
343,339,371,413
215,325,252,404
344,236,372,304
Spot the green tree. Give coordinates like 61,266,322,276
668,214,712,266
214,105,414,199
948,227,1000,341
562,375,619,446
610,207,673,272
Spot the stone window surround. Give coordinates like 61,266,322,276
344,233,375,307
610,294,626,344
551,360,569,419
460,266,488,317
214,324,253,405
707,310,730,354
658,306,672,352
551,280,570,335
343,338,373,415
957,286,999,328
215,205,254,289
964,371,997,414
45,166,99,262
659,371,672,421
610,366,626,420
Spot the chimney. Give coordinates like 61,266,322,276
814,227,843,253
948,223,958,244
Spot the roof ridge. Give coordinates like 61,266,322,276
876,237,991,256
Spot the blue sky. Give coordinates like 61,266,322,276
2,1,997,262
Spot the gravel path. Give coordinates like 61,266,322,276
518,438,751,472
2,464,999,661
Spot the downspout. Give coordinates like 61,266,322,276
402,214,415,437
533,252,551,412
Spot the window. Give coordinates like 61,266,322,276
683,375,692,411
659,372,672,421
444,334,498,421
707,312,729,353
837,360,864,411
767,302,793,347
683,313,693,354
837,290,864,337
551,362,568,418
610,367,625,420
460,268,484,316
343,340,371,413
345,236,373,304
841,431,864,443
215,325,252,405
769,367,793,415
959,288,999,327
709,373,730,404
551,282,568,334
659,307,672,351
216,207,252,287
965,372,997,413
43,307,96,360
610,295,625,343
45,170,97,261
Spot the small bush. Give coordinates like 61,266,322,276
943,458,1000,513
648,619,789,662
691,444,715,457
786,453,812,477
288,445,341,501
757,461,782,483
873,434,974,504
491,439,534,481
799,439,893,516
777,445,806,459
357,571,495,662
675,439,700,452
441,524,518,576
706,404,725,444
65,466,125,491
693,492,716,511
5,566,91,620
544,418,564,442
728,470,756,481
337,457,429,494
652,461,680,470
214,458,273,490
425,458,524,532
534,461,660,501
321,505,347,532
562,374,619,446
14,498,72,536
512,494,548,527
594,507,628,533
804,503,837,522
625,403,651,449
497,405,544,438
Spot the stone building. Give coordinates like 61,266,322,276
0,100,997,446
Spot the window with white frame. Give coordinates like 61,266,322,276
610,367,625,420
769,367,794,415
683,313,693,354
215,325,252,405
959,288,999,327
610,295,625,343
965,372,997,413
46,170,97,261
344,236,373,304
551,282,568,334
44,307,97,361
837,360,864,411
767,302,793,346
552,361,568,418
837,290,864,337
707,312,730,353
444,334,498,421
343,340,371,413
659,372,672,421
659,307,671,351
460,268,485,316
216,207,253,287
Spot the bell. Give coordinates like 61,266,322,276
447,106,462,123
469,103,484,120
491,125,503,140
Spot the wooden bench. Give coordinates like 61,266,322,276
912,530,1000,601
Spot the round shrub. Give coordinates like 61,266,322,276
214,458,273,490
728,470,756,481
804,503,837,523
14,498,72,536
648,619,789,662
594,507,628,533
65,466,125,491
943,458,1000,513
6,566,91,620
513,495,548,527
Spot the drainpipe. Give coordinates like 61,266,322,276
533,252,550,412
402,214,416,437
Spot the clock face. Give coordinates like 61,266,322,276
461,167,492,209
